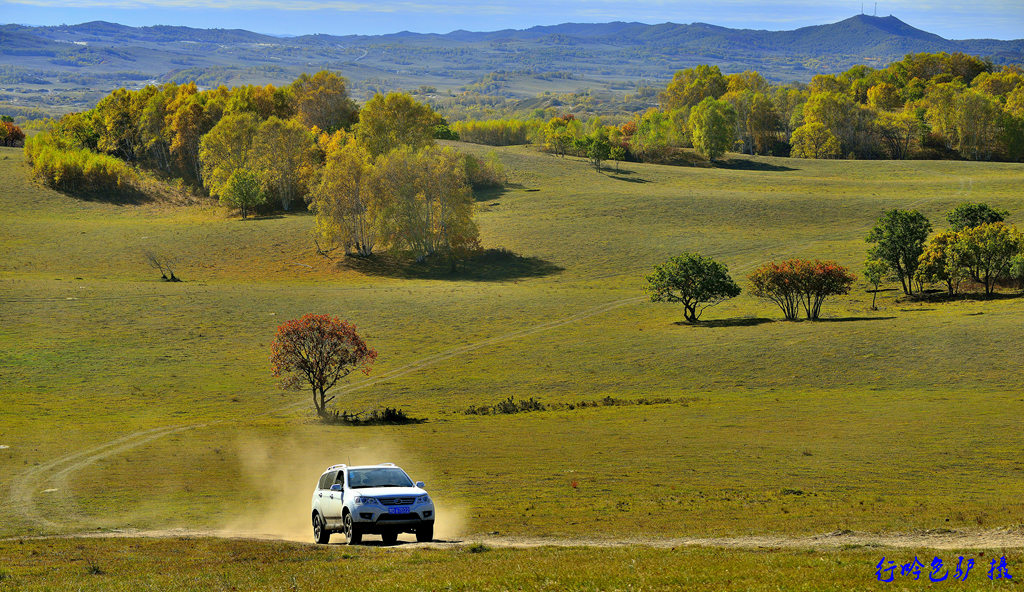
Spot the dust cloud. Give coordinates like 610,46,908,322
218,436,468,543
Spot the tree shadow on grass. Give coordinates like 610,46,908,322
473,183,528,202
714,158,796,172
674,317,776,328
607,173,651,183
916,291,1024,303
59,185,154,206
816,316,897,323
341,248,563,282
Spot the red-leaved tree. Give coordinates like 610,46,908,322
749,259,855,320
270,314,377,416
0,120,25,147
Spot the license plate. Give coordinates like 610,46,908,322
388,507,410,515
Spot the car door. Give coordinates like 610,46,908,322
316,471,339,519
323,470,345,521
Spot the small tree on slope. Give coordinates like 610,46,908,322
646,253,741,323
271,314,377,416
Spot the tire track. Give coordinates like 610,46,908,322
9,426,194,529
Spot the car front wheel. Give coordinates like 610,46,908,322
416,522,434,543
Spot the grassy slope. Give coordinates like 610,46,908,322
2,143,1024,586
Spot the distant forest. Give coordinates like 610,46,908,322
452,52,1024,163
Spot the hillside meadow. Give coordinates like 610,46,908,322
2,142,1024,587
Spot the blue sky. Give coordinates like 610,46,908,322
2,0,1022,39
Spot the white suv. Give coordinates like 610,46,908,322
311,463,435,545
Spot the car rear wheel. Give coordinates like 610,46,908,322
416,522,433,543
343,512,362,545
313,513,330,544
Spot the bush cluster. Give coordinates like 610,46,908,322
24,133,138,195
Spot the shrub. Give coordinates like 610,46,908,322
464,152,507,189
451,119,537,146
749,259,856,320
322,407,422,426
0,120,25,147
24,133,138,196
464,396,545,415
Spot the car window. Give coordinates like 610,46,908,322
334,472,345,487
347,468,414,488
318,473,329,490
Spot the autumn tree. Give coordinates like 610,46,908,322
251,116,314,210
199,111,259,199
790,122,841,158
371,145,479,263
746,93,783,155
356,92,438,157
867,209,932,295
628,109,675,162
925,85,1003,160
660,65,727,111
166,83,211,184
688,97,737,161
310,137,378,256
646,253,741,323
270,314,377,417
290,71,357,133
139,83,177,172
0,120,25,147
868,82,903,110
951,222,1023,295
802,91,879,157
875,111,920,160
749,259,856,320
914,231,965,295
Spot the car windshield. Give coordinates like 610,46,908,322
348,468,414,489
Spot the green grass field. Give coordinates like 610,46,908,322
2,537,1020,591
2,143,1024,588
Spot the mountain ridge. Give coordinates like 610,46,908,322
6,14,1022,46
1,14,1022,119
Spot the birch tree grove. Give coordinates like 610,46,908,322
311,138,378,256
311,141,479,262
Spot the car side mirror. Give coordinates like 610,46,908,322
330,484,343,491
415,481,425,489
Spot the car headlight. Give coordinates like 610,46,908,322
416,495,430,504
354,496,379,505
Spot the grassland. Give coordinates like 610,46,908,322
3,537,1022,591
2,142,1024,588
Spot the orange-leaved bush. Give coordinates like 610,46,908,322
749,259,855,320
270,314,377,416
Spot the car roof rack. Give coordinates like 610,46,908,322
326,464,347,471
378,462,396,467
